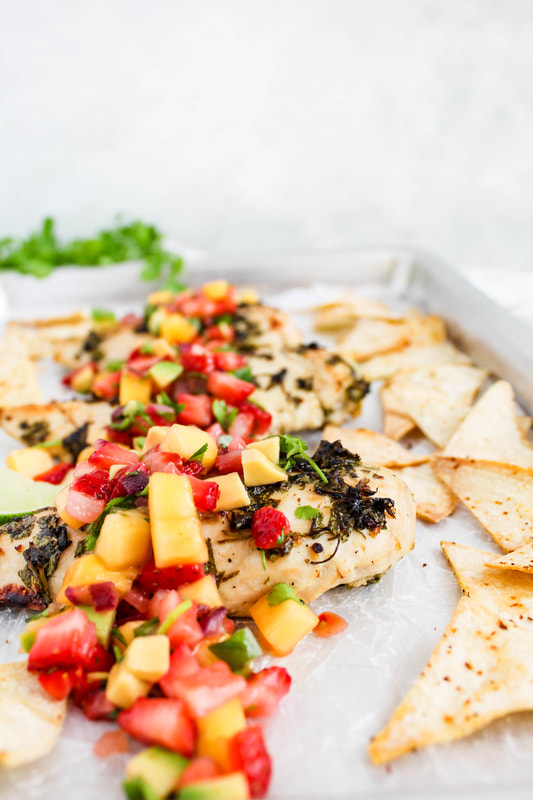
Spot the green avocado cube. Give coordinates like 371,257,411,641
124,747,189,799
148,361,183,389
179,772,250,799
79,606,116,648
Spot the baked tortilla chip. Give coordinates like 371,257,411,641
383,366,487,447
361,342,471,382
432,458,533,552
322,426,429,467
338,314,446,362
0,662,66,767
380,384,416,440
313,292,399,331
485,543,533,576
0,335,43,408
396,463,456,523
441,540,533,629
0,401,112,449
440,381,533,468
7,313,92,360
368,597,533,765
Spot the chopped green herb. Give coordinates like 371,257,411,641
108,400,152,431
139,341,155,355
25,607,51,622
133,436,146,451
189,443,208,463
278,434,328,484
212,399,238,431
233,365,255,383
133,618,160,638
155,391,185,415
106,359,125,373
32,439,62,450
111,627,127,646
157,600,192,635
267,582,305,606
209,628,262,673
113,645,124,663
261,549,267,572
91,308,117,323
295,505,321,520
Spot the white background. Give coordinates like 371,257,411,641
1,0,532,274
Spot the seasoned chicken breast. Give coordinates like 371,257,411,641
0,509,84,610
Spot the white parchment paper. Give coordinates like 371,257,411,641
1,281,531,800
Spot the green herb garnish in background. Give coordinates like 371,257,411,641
0,217,184,288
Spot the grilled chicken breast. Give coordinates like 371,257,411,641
0,509,84,611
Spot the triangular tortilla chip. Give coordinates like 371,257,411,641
381,384,416,440
441,540,533,628
485,542,533,576
323,426,429,467
337,314,446,362
440,381,533,468
368,597,533,765
383,366,487,447
432,458,533,552
361,343,471,382
0,335,43,408
313,292,399,331
396,463,456,523
7,313,92,360
0,662,67,767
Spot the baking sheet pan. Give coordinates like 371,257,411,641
1,249,532,800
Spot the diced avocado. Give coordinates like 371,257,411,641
0,468,60,523
125,746,189,799
79,606,116,648
179,772,250,800
19,630,37,653
123,776,160,800
148,361,183,389
209,628,262,673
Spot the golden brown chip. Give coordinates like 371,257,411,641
433,458,533,552
7,313,92,360
485,543,533,576
313,292,399,331
368,597,533,765
361,342,471,382
338,314,446,363
441,540,533,628
0,662,67,767
323,426,429,467
382,366,487,447
396,463,456,523
0,335,43,408
440,381,533,468
380,384,416,440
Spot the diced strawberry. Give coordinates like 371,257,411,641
147,588,171,619
160,645,201,696
127,352,162,376
179,757,222,787
177,393,213,428
28,608,98,671
80,687,116,721
215,449,243,475
213,351,247,372
139,562,205,595
121,313,144,328
240,667,292,718
206,372,255,405
205,422,225,440
118,697,196,756
34,462,73,485
228,726,272,798
38,668,82,700
91,370,121,401
205,323,235,344
313,612,348,638
160,660,246,719
89,440,139,470
158,591,204,650
239,401,272,437
188,475,220,512
251,507,290,550
228,411,254,439
65,488,106,524
180,343,215,375
80,642,114,673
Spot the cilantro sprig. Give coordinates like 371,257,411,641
212,399,238,432
295,505,321,520
278,434,328,483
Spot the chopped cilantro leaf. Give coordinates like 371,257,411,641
133,618,159,637
91,308,116,323
233,365,255,383
278,434,328,483
189,443,208,463
212,399,238,431
106,359,125,372
295,505,321,520
267,582,305,606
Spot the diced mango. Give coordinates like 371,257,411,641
124,635,170,682
245,436,280,464
76,446,95,464
197,698,247,771
160,313,197,345
241,449,288,487
142,426,170,453
105,661,151,709
94,508,152,571
70,364,95,394
148,290,174,306
55,484,84,529
179,575,223,609
119,370,153,405
125,747,188,798
250,594,319,657
235,287,259,305
210,474,250,512
203,280,229,301
115,620,145,652
195,639,224,667
151,337,177,358
161,425,217,470
149,472,208,567
57,553,137,604
6,448,54,479
180,772,250,800
148,308,167,336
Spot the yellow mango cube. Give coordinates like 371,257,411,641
161,424,217,470
151,337,177,358
142,426,169,453
197,698,246,770
6,448,54,479
210,473,250,512
124,635,170,682
149,473,208,567
119,371,153,405
160,313,197,345
241,449,288,487
105,661,151,708
57,553,137,604
148,289,174,306
179,575,223,608
76,446,95,464
180,773,250,800
250,594,319,657
114,621,145,652
203,280,229,301
246,436,280,464
55,485,84,529
94,508,151,571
